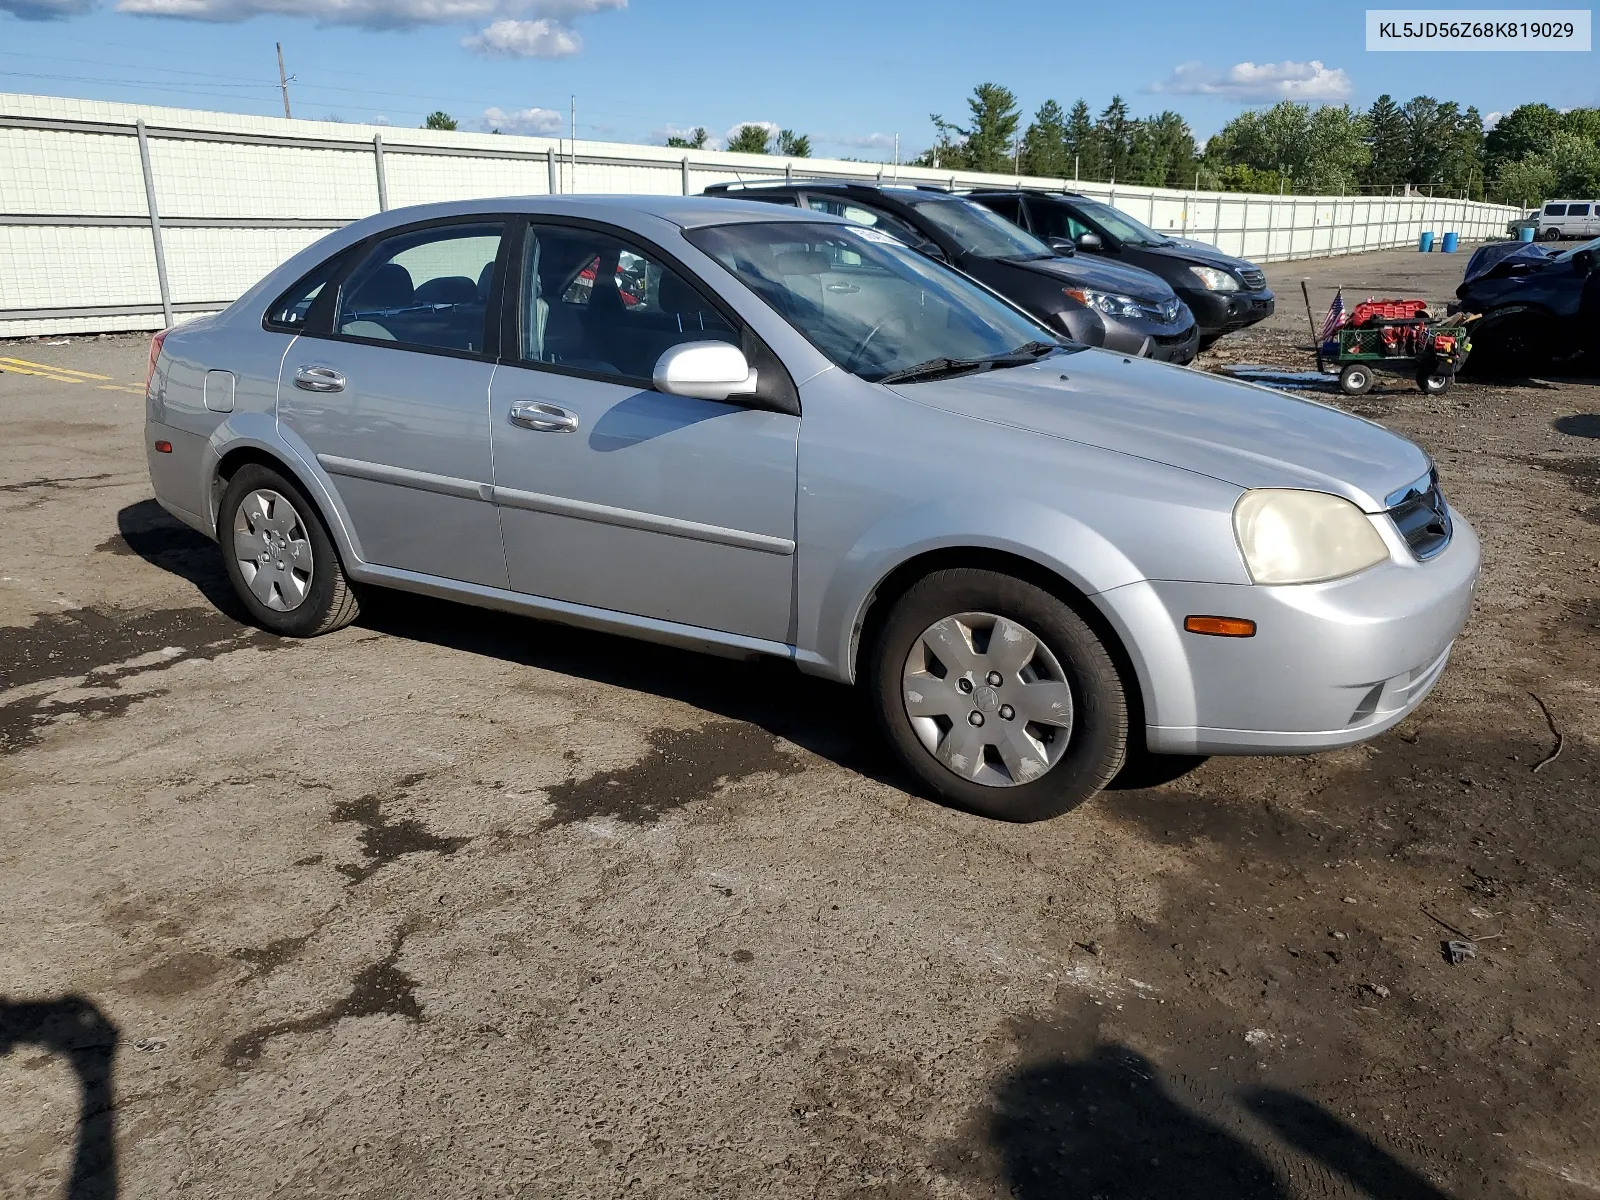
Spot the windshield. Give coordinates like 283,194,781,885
1553,235,1600,262
687,221,1064,383
1073,201,1172,247
905,197,1054,260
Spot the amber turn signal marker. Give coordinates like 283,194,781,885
1184,615,1256,638
154,440,172,453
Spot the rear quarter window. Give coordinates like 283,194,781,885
1545,204,1567,216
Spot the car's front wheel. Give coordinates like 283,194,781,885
867,569,1128,822
219,463,360,637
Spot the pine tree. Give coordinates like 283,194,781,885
665,127,709,149
1063,99,1099,180
725,125,771,154
1020,100,1069,178
1365,94,1408,188
1096,96,1133,182
928,83,1021,173
775,130,812,157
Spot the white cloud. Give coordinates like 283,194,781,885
0,0,95,17
1483,110,1503,130
102,0,626,41
1150,59,1353,103
462,17,578,56
828,132,898,150
482,105,562,134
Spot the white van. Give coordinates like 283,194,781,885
1537,200,1600,240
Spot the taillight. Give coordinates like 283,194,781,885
146,328,169,391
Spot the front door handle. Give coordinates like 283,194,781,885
508,401,579,433
294,365,345,393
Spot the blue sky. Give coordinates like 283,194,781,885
2,0,1596,154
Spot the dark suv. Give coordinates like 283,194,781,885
969,190,1274,348
702,180,1199,364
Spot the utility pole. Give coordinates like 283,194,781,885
569,95,576,193
1013,134,1020,177
276,42,291,119
892,133,899,182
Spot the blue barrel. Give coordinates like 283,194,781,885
1418,231,1435,252
1441,231,1459,253
1519,225,1536,242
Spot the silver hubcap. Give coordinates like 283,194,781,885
901,611,1074,787
232,488,314,612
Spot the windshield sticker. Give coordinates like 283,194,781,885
850,227,902,245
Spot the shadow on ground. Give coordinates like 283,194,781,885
0,995,119,1199
987,1043,1453,1199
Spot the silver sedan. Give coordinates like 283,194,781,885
144,196,1479,821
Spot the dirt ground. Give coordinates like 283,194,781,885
1,244,1597,1199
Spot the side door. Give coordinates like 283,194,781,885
280,218,509,588
487,219,800,643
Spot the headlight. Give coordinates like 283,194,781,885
1188,265,1240,292
1063,288,1143,318
1233,490,1389,584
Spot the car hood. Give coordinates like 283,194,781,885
889,351,1429,511
1013,254,1177,303
1460,240,1554,285
1141,238,1261,275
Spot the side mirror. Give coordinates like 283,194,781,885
652,341,757,402
916,240,949,263
1047,237,1077,256
1075,231,1104,252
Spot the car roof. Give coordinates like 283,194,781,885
968,188,1092,201
339,194,837,234
704,179,955,200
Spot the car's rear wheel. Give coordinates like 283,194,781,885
867,568,1128,822
1540,227,1561,241
220,463,360,637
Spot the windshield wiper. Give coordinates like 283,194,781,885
876,357,989,384
877,342,1063,384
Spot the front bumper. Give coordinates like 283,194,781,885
1100,314,1201,364
1096,509,1481,755
1183,288,1276,336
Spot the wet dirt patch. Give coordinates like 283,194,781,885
0,604,266,692
0,472,118,495
331,790,470,886
1535,451,1600,523
1554,413,1600,439
223,927,421,1069
232,934,313,982
0,688,160,756
124,951,225,999
540,720,804,829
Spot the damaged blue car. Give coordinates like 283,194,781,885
1454,235,1600,373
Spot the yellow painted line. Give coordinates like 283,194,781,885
96,384,145,395
0,356,113,381
0,362,85,385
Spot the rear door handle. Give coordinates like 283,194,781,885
294,365,345,393
508,401,579,433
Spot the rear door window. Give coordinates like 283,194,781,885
336,222,504,355
1568,204,1591,216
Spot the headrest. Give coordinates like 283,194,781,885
776,250,831,276
414,276,478,306
347,262,413,310
477,261,496,298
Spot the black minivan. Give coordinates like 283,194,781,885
703,180,1199,364
970,190,1275,348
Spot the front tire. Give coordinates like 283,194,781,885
867,569,1128,822
219,463,360,637
1338,363,1374,395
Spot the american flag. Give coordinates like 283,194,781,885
1320,289,1346,342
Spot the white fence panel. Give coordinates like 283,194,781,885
0,92,1521,338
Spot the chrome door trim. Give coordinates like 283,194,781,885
490,484,796,555
317,453,494,502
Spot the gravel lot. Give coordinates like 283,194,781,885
2,244,1597,1199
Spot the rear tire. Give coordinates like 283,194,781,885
219,463,360,637
866,569,1128,822
1416,370,1451,395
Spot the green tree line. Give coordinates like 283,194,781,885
909,83,1600,203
